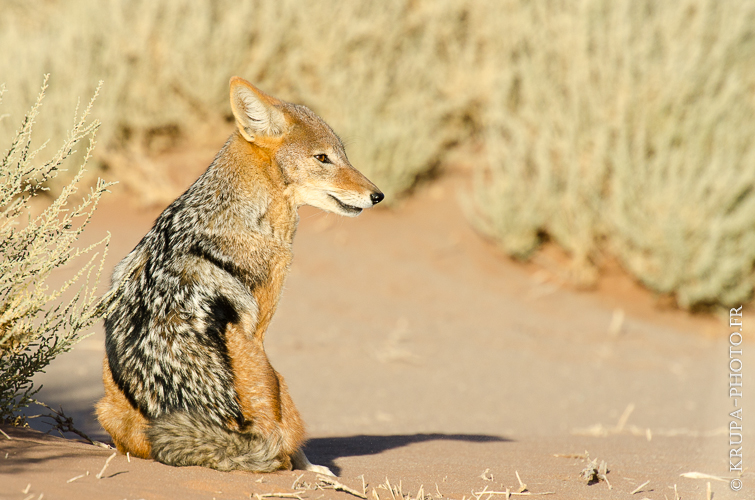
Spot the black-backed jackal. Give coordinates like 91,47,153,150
96,77,383,474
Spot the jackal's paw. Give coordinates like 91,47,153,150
291,448,335,476
306,463,335,476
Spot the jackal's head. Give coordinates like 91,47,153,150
230,77,384,216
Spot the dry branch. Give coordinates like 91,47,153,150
630,480,650,495
472,491,554,497
254,493,303,500
318,475,368,499
95,452,116,479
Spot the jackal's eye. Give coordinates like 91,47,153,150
314,154,331,164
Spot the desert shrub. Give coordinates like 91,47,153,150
0,77,113,424
469,0,755,308
0,0,479,202
4,0,754,308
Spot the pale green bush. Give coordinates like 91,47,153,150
0,0,478,201
469,0,755,308
4,0,755,308
0,77,113,424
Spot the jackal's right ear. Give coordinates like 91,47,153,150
230,77,287,142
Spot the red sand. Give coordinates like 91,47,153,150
2,159,752,500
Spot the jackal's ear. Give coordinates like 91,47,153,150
230,77,287,142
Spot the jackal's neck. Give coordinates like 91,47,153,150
199,132,299,244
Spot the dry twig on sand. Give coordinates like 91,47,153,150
473,472,554,499
358,474,367,496
291,473,306,490
253,493,304,500
514,471,527,493
472,487,555,498
38,403,98,444
553,453,585,459
95,452,117,479
318,475,368,499
630,480,650,495
680,472,728,482
66,473,86,484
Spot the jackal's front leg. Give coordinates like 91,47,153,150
291,448,334,476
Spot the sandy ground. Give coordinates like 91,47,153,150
2,152,753,500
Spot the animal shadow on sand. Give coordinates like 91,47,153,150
303,434,511,475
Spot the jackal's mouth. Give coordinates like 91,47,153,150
328,194,363,215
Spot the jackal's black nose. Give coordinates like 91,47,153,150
371,192,385,205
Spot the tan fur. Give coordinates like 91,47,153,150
96,357,151,459
212,132,299,342
97,77,382,474
225,320,304,459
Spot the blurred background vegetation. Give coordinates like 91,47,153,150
2,0,755,310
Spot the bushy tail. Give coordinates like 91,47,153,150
146,412,284,472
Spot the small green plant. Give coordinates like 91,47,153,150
0,76,114,425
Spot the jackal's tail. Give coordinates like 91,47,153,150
146,412,284,472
